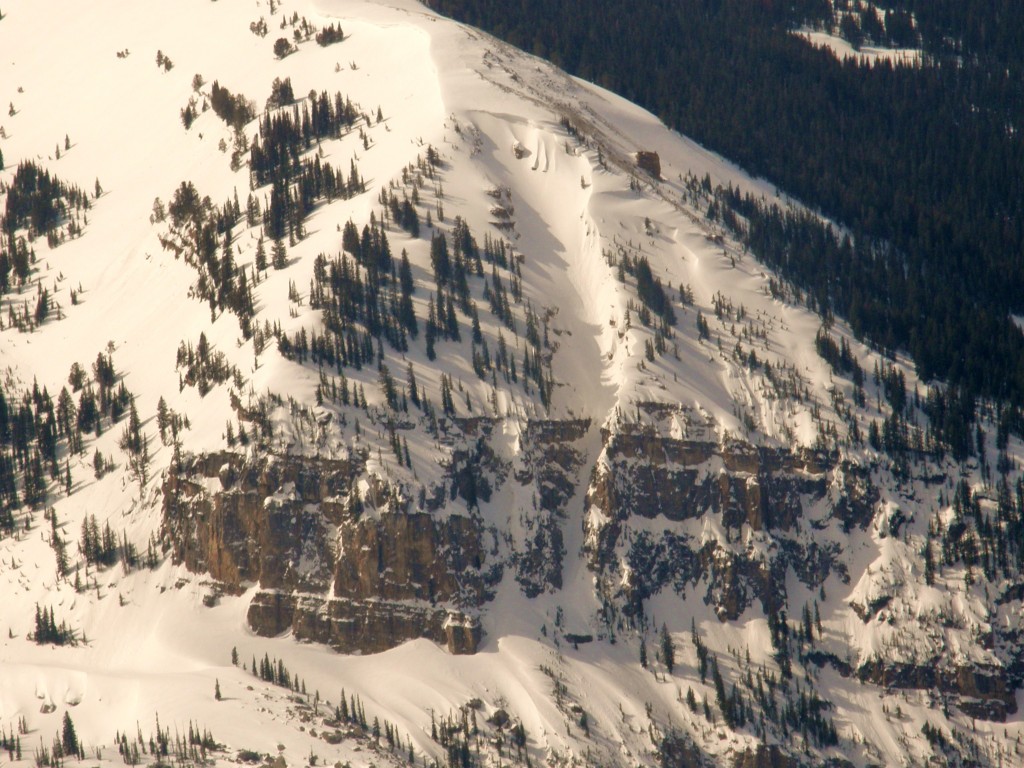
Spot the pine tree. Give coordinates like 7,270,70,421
659,624,675,674
712,656,728,723
61,712,78,756
425,296,437,360
53,533,68,578
272,238,287,270
923,536,936,586
255,236,268,273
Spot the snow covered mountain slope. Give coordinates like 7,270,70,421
1,1,1023,767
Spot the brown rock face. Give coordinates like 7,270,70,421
333,511,487,604
162,414,594,655
584,412,874,620
636,150,662,179
659,733,706,768
162,409,876,655
732,745,799,768
856,659,1016,721
163,451,362,594
587,428,867,537
246,592,482,655
163,450,490,655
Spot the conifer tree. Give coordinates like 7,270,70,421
660,624,675,674
255,236,268,273
923,536,936,586
272,238,287,270
61,712,78,757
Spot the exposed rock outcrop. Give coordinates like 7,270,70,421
163,450,491,654
511,418,590,596
855,659,1016,721
162,414,592,654
160,404,1019,732
163,450,364,594
636,150,661,179
732,745,799,768
659,733,706,768
584,406,874,620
